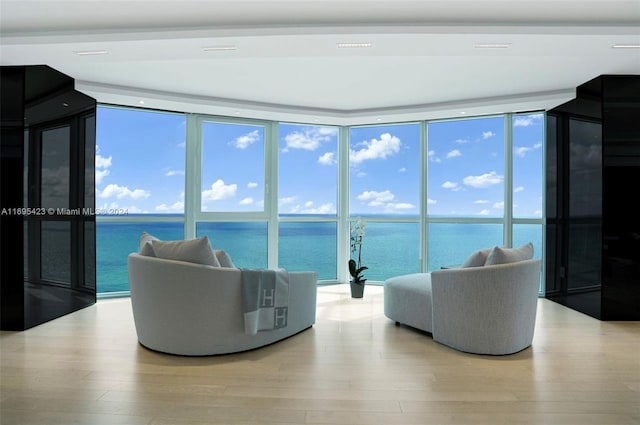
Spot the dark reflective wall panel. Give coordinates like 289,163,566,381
546,74,640,320
601,76,640,320
1,65,96,330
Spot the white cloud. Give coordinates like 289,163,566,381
98,184,150,200
356,171,367,178
398,167,407,173
514,114,543,127
247,182,258,188
474,199,489,204
177,141,186,148
95,145,112,185
385,202,415,211
95,169,110,185
442,181,459,190
165,169,185,176
514,186,525,193
283,127,338,152
155,201,184,212
446,149,462,159
353,190,415,212
201,179,237,201
279,196,297,205
349,133,401,164
455,138,469,144
493,201,504,209
477,209,491,215
482,131,496,139
232,130,260,149
318,152,337,165
155,192,184,213
239,197,254,205
357,190,395,207
95,153,112,169
289,202,335,214
427,198,437,205
463,171,503,188
428,150,441,163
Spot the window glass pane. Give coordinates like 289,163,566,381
352,221,420,281
41,126,70,209
428,223,503,271
546,115,558,218
201,122,264,212
513,223,543,292
197,222,267,269
96,221,184,293
349,124,420,216
279,222,336,280
569,119,602,217
513,223,543,260
84,115,96,209
427,117,505,217
95,107,186,215
41,221,71,283
84,222,96,289
279,123,338,215
513,113,544,218
568,223,601,290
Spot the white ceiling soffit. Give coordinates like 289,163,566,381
1,1,639,125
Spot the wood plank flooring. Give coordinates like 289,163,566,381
1,284,639,425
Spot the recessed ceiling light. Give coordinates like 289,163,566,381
202,45,237,51
612,44,640,49
475,43,511,49
139,100,145,105
336,42,373,49
73,50,109,56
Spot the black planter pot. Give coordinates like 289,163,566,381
350,280,365,298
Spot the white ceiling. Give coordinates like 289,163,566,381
1,0,639,125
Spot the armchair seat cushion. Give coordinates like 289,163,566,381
384,273,433,333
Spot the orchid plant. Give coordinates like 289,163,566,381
349,217,368,285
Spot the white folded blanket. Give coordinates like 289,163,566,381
241,269,290,335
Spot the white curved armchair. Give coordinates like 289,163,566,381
385,258,542,355
128,253,317,356
430,258,542,355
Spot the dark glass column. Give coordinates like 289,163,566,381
1,65,97,330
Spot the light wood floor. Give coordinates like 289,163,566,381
1,284,639,425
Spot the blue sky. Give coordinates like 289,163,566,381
95,106,543,217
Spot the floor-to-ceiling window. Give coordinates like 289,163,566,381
194,119,270,269
512,113,545,269
426,115,506,270
277,123,339,280
95,106,186,295
348,123,421,281
95,106,545,296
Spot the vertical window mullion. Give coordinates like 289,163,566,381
504,113,513,247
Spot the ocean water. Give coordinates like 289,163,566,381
97,218,543,293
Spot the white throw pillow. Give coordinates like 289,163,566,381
139,231,158,257
214,249,236,268
484,242,534,266
151,236,220,267
461,248,491,268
